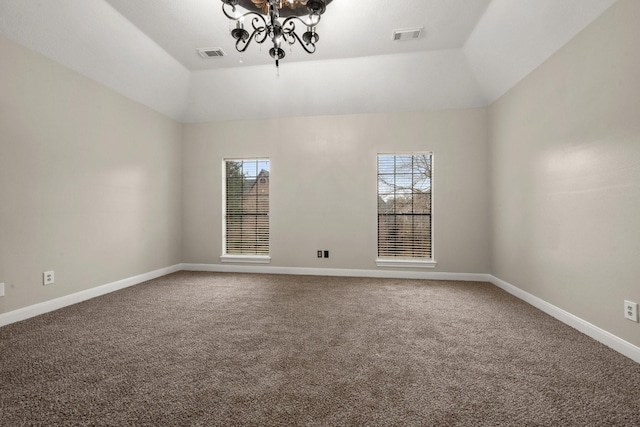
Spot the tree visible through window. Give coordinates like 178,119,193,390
224,159,270,255
377,154,432,259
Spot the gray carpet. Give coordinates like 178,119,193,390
1,271,639,426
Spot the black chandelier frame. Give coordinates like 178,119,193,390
221,0,330,67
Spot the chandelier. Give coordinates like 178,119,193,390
220,0,331,68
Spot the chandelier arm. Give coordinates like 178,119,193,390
221,3,237,20
286,28,317,54
221,3,267,25
235,27,267,52
280,19,297,43
281,15,321,29
251,17,270,43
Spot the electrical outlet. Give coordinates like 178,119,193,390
317,250,322,258
624,300,638,322
43,271,55,286
324,250,329,258
0,283,4,297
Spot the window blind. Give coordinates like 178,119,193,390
224,159,270,255
377,154,432,258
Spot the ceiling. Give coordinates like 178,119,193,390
103,0,493,70
0,0,618,123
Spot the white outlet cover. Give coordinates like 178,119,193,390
0,283,4,297
43,271,55,286
624,300,639,322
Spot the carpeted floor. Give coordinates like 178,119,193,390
1,271,639,426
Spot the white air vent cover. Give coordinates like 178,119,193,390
392,28,423,41
197,48,226,58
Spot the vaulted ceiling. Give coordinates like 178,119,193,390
0,0,617,122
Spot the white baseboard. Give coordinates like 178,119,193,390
0,264,182,328
3,263,637,364
181,263,490,282
489,275,640,364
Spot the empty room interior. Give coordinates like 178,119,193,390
1,0,639,425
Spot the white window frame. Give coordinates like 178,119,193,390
221,158,271,264
375,152,437,269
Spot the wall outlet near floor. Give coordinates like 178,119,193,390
0,283,4,297
43,271,55,286
624,300,638,322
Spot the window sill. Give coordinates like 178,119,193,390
221,255,271,264
375,258,437,269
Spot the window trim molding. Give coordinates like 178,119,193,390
220,255,272,264
222,158,270,257
376,152,435,266
375,258,437,269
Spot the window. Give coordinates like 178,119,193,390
222,158,270,263
377,153,435,268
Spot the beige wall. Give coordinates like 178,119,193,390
0,36,183,313
182,109,490,274
489,0,640,347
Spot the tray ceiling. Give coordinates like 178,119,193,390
0,0,618,122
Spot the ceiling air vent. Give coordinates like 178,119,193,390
392,27,423,41
197,48,226,59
